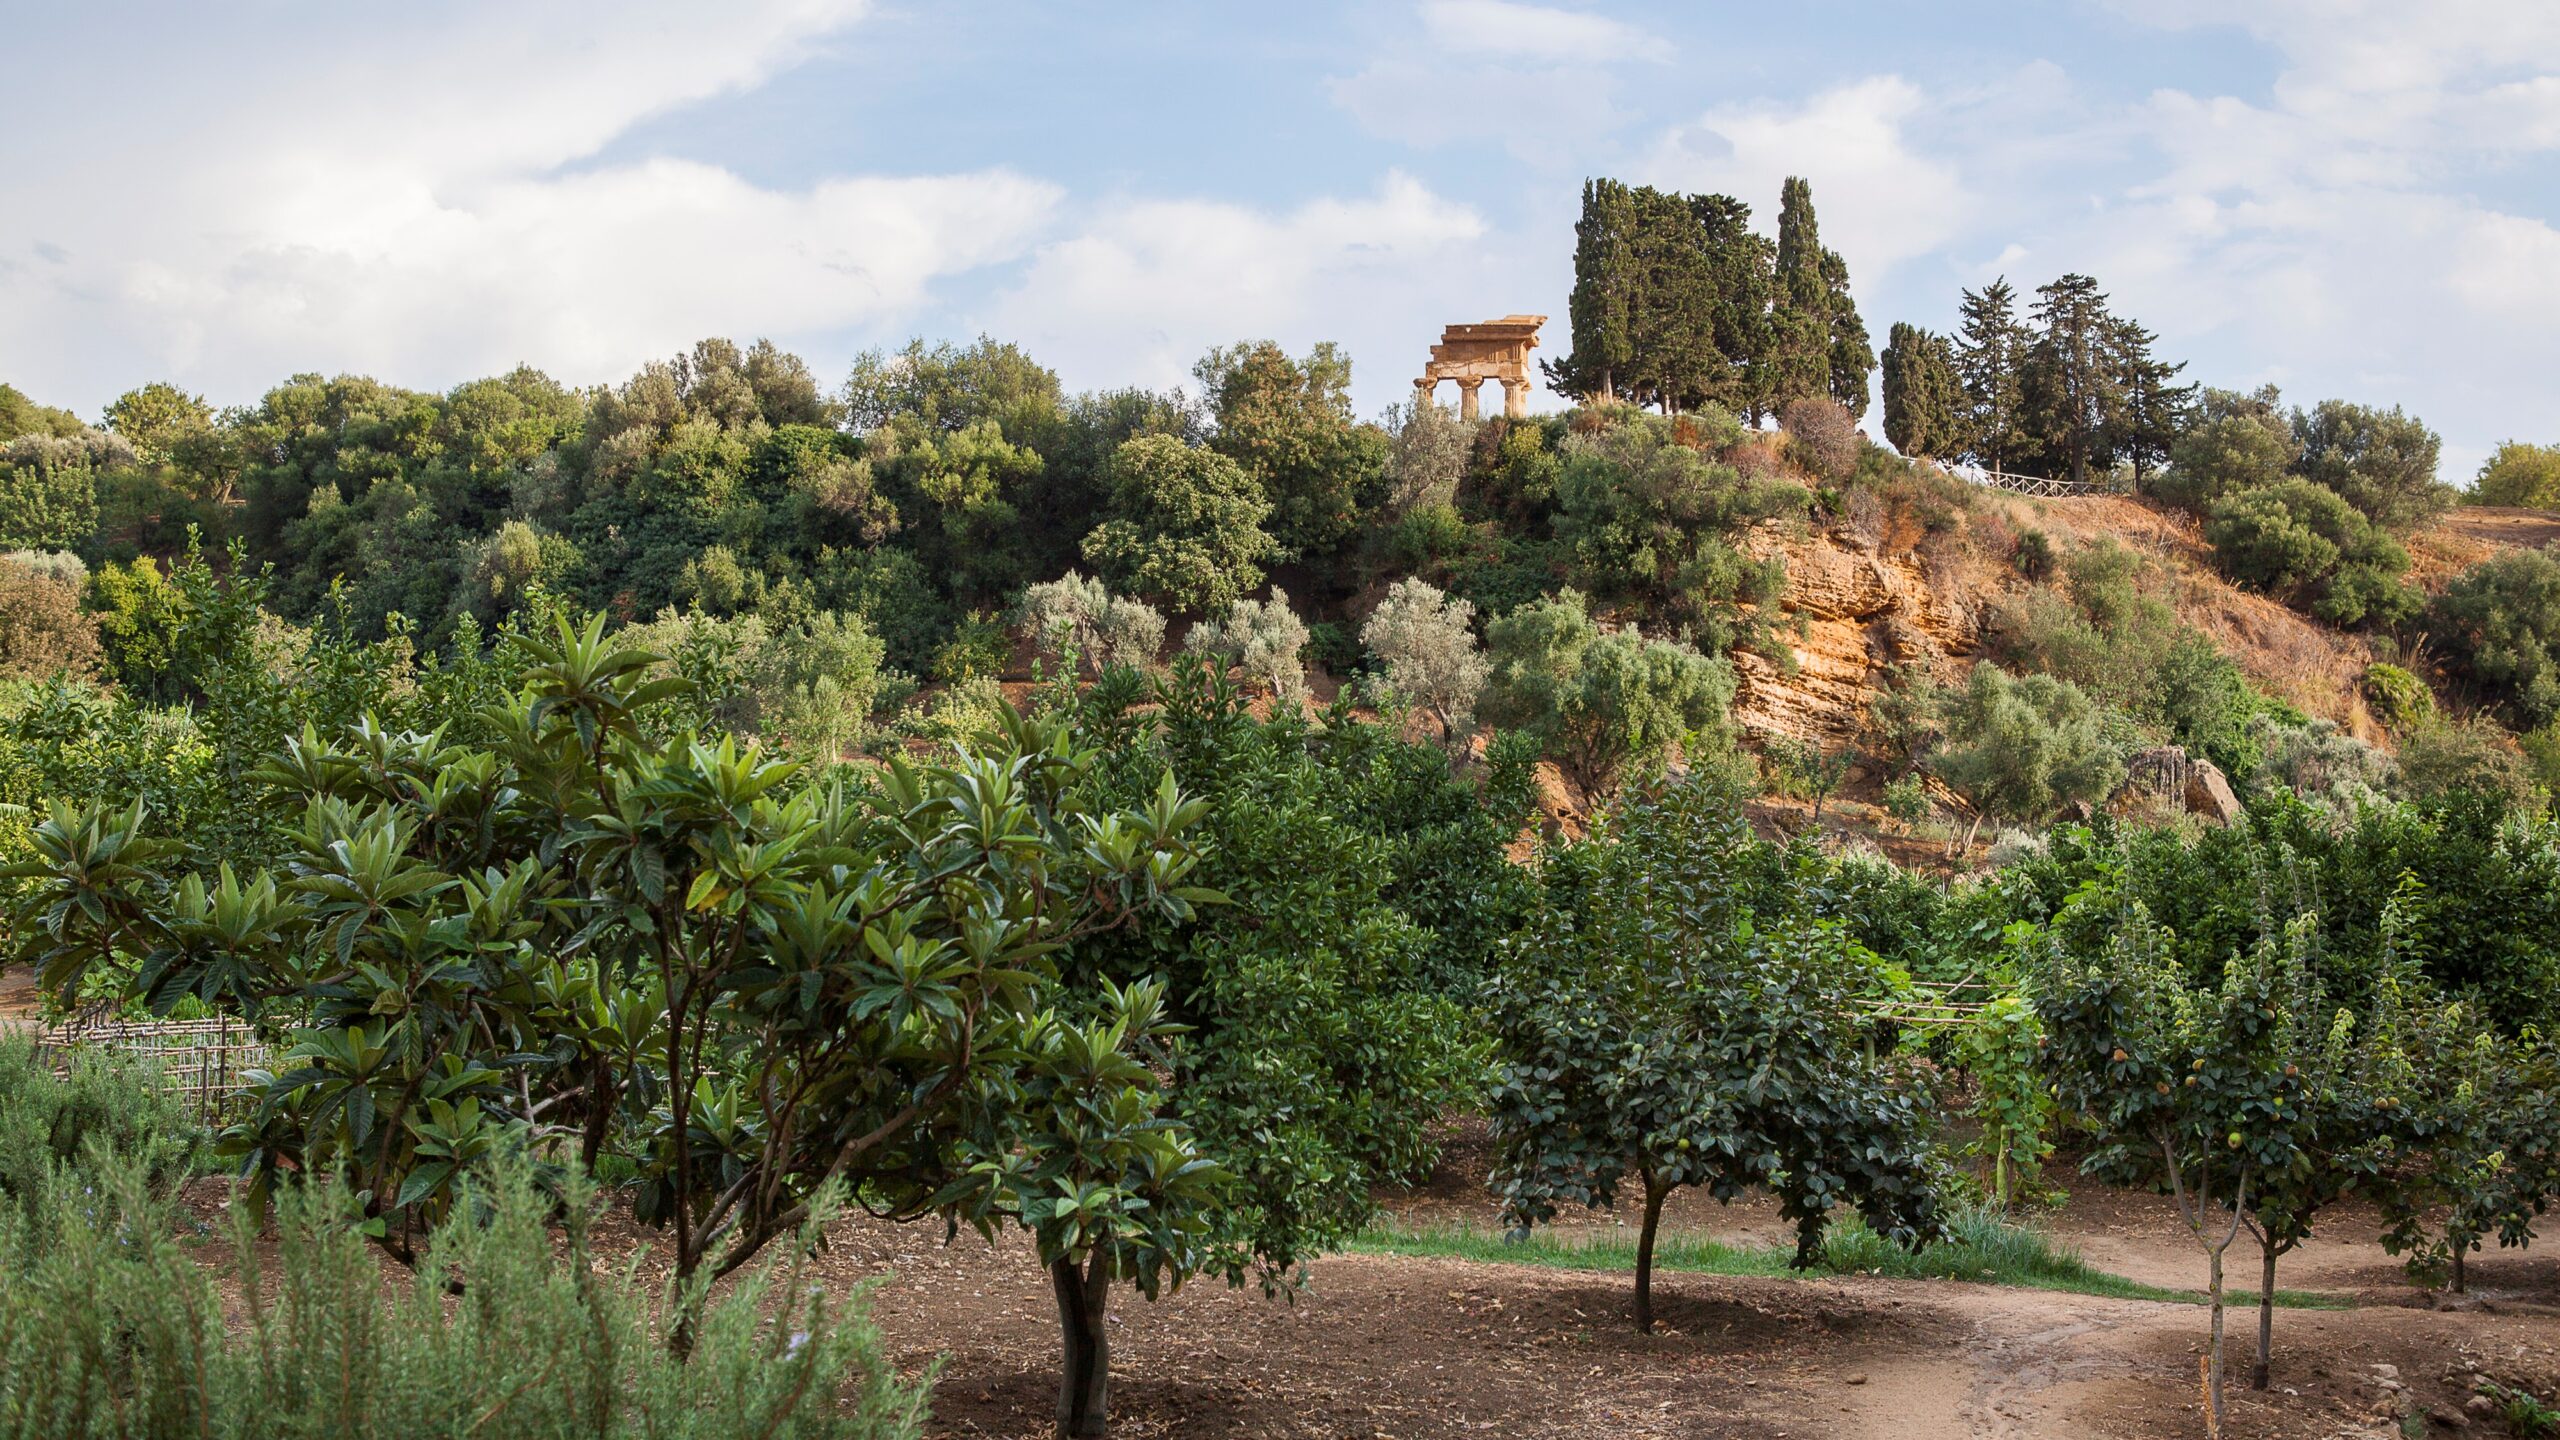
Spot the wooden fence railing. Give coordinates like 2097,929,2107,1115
35,1014,269,1121
1941,464,2104,499
1856,978,1996,1030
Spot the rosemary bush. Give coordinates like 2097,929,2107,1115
0,1152,933,1439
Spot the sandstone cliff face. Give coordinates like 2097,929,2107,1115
1728,517,1984,748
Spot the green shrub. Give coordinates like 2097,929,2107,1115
0,1161,931,1440
2012,527,2054,579
2470,441,2560,510
1550,412,1796,644
1481,589,1737,796
2154,403,2295,515
1881,774,1932,828
1984,543,2267,775
2396,716,2539,811
2428,549,2560,726
1930,665,2126,832
1081,433,1278,613
2359,662,2434,730
928,607,1010,683
0,1034,201,1220
1302,619,1363,678
2205,478,2420,627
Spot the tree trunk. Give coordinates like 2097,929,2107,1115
1634,1174,1668,1335
2251,1242,2277,1390
1994,1136,2012,1212
2206,1245,2227,1433
2450,1243,2466,1296
1051,1254,1112,1439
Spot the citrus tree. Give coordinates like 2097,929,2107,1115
2035,897,2318,1426
1484,773,1944,1333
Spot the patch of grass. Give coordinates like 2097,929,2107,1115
1348,1206,2347,1310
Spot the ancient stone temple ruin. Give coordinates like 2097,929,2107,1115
1415,315,1545,420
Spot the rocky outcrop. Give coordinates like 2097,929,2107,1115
1728,519,1984,748
2115,745,2243,824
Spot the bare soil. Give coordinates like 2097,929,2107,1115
2431,506,2560,555
151,1115,2560,1440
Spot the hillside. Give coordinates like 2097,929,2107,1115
1731,489,2401,750
1711,481,2560,859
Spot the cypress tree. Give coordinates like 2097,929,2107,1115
1550,178,1638,402
1624,186,1720,415
1955,278,2030,472
1766,177,1833,409
1691,194,1774,420
1821,247,1874,419
1882,323,1964,459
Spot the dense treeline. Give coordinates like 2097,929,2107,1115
1547,176,1871,419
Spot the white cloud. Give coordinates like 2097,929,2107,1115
1417,1,1659,63
0,0,1060,411
985,173,1493,403
1330,2,1654,164
1641,77,1972,275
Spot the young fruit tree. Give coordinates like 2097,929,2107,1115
939,658,1495,1438
945,977,1231,1439
2035,899,2327,1428
2380,1012,2560,1297
1484,774,1944,1333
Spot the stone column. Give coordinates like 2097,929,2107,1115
1500,373,1529,418
1414,377,1437,410
1455,377,1483,422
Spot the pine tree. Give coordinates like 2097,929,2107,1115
1955,278,2030,472
1550,178,1638,402
1882,323,1964,459
1821,248,1874,419
1762,178,1834,411
2024,274,2125,485
2106,317,2194,487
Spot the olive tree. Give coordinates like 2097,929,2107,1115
1930,664,2124,841
1485,775,1944,1333
1482,589,1736,797
1359,577,1487,754
1184,587,1310,706
1023,570,1167,677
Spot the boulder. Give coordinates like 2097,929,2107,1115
2115,745,2243,824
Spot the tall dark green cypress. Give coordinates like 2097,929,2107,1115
1882,322,1963,459
1821,247,1873,419
1624,186,1720,415
1550,178,1638,402
1690,194,1774,420
1766,176,1833,410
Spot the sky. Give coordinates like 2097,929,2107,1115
4,1,2557,478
